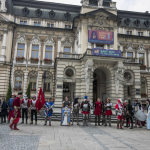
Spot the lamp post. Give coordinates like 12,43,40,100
41,67,49,98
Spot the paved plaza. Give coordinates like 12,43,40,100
0,121,150,150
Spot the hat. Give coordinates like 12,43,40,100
24,95,28,99
32,95,36,98
125,100,129,103
12,93,16,96
49,97,52,100
117,99,121,103
18,92,22,95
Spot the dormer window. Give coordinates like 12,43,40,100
127,31,132,35
47,23,54,28
138,32,143,36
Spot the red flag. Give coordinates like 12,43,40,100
36,88,45,111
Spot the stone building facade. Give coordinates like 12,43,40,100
0,0,149,106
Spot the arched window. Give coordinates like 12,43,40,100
141,77,147,97
14,70,23,90
44,72,52,92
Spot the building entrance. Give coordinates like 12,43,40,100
93,69,106,104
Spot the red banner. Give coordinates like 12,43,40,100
36,88,45,111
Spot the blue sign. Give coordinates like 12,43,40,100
61,107,71,126
92,48,122,58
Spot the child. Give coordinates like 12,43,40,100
0,98,8,124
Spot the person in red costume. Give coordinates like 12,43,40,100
95,98,102,126
9,92,22,130
115,99,124,129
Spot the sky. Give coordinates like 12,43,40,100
37,0,150,13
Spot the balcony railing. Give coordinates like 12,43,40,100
59,52,82,59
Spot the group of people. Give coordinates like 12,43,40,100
1,92,150,130
0,92,54,130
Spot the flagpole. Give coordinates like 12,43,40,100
24,47,28,96
36,44,41,98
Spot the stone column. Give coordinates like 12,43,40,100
1,30,7,61
74,37,78,53
57,37,62,57
78,27,81,54
87,25,92,49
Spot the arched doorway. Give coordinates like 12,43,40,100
93,69,106,104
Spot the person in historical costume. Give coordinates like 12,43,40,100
21,95,30,124
146,100,150,130
43,98,54,126
30,95,37,125
91,31,98,40
115,99,124,129
9,92,22,130
62,96,71,108
124,100,133,129
0,98,8,124
88,98,92,125
72,97,80,125
134,100,142,128
81,96,90,126
7,94,16,123
105,98,113,127
95,98,102,126
146,99,150,112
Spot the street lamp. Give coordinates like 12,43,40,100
41,67,49,97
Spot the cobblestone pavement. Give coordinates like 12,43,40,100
0,121,150,150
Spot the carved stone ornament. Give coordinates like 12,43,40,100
28,71,37,77
124,18,130,26
31,35,41,44
64,12,71,21
138,44,145,51
141,76,146,83
94,26,105,31
45,72,52,78
134,19,140,27
62,38,73,46
49,10,55,19
22,7,29,16
14,70,23,76
16,35,27,43
126,43,134,51
114,68,124,95
144,20,150,28
98,0,103,7
85,60,94,94
44,36,55,45
36,9,42,17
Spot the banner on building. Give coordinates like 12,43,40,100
92,48,121,58
61,106,71,126
88,30,114,44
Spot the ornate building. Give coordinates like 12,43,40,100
0,0,149,106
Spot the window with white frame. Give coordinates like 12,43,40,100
96,44,104,49
138,32,143,36
127,31,132,35
64,47,71,58
45,46,52,60
139,53,144,65
65,25,71,29
15,77,22,89
34,22,40,26
44,78,51,91
127,52,133,58
141,82,146,94
17,44,25,58
30,78,36,90
32,45,39,59
20,21,27,25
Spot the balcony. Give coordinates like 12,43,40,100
16,57,25,63
13,87,22,91
59,52,82,59
140,65,146,70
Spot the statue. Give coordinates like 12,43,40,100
98,0,103,7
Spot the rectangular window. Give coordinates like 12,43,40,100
30,78,36,90
17,44,25,57
65,25,71,29
44,78,51,91
47,23,50,27
63,83,69,92
96,45,104,49
64,47,71,58
15,77,22,88
32,45,39,58
51,24,54,28
141,82,146,94
127,31,132,35
45,46,52,59
127,52,133,58
139,53,144,65
20,21,27,25
138,32,143,36
34,22,40,26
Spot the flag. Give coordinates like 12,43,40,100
36,88,45,111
